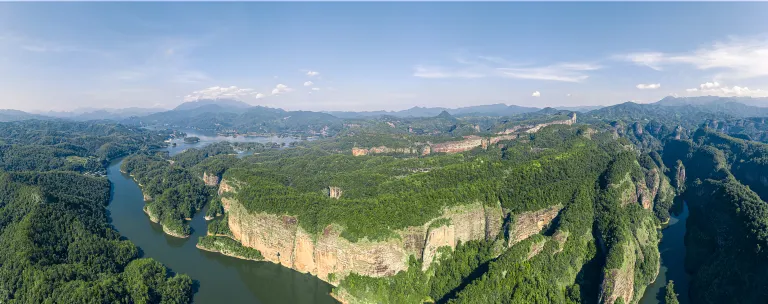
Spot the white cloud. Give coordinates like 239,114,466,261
306,70,320,77
497,63,600,82
532,91,541,97
567,93,572,97
687,81,768,97
255,93,265,99
413,65,485,79
704,85,767,97
620,37,768,79
636,83,661,90
700,81,720,89
304,81,314,86
312,87,320,91
271,83,293,95
184,86,262,101
414,56,601,82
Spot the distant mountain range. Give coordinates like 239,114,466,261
36,107,165,121
0,109,48,122
173,99,252,111
3,96,768,125
327,103,541,118
655,96,768,107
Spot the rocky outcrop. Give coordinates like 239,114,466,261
203,171,221,186
352,116,578,157
599,242,636,304
602,219,660,304
328,187,343,199
351,146,418,156
218,179,237,196
421,145,431,156
143,193,152,202
431,136,488,154
497,113,577,135
525,114,577,133
636,181,653,210
421,202,496,270
218,181,551,285
675,162,686,192
645,168,661,206
508,204,563,246
490,134,519,145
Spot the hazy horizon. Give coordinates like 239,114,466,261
2,2,768,112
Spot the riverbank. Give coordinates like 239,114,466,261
639,202,690,304
142,205,190,238
196,235,264,261
107,157,338,304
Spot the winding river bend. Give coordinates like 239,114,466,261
107,134,337,304
107,132,691,303
639,202,690,304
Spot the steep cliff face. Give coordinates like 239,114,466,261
675,162,686,192
645,168,661,208
328,186,343,199
600,242,637,304
430,136,487,154
218,180,560,285
525,115,577,133
352,115,578,157
497,113,577,135
599,205,660,304
507,204,563,246
351,146,419,156
203,171,221,186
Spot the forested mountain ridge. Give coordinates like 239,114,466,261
4,98,768,304
111,122,674,304
0,121,193,303
660,129,768,303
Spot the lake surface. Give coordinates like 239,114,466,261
107,134,337,304
639,202,690,304
163,130,306,156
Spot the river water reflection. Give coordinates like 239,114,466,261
107,133,337,304
639,202,690,304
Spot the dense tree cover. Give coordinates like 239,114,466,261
223,126,612,241
0,120,171,171
451,183,603,304
0,171,192,303
336,240,497,304
206,215,232,237
660,129,768,303
126,105,345,137
332,133,663,304
120,142,245,236
170,142,235,168
197,236,263,260
122,153,216,236
664,280,679,304
0,121,192,303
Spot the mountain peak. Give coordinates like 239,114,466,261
174,98,252,111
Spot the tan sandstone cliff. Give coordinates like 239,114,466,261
203,171,221,186
216,179,562,285
351,114,577,157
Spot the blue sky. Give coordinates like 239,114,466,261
1,2,768,112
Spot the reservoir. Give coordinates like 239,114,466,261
639,202,690,304
107,134,337,304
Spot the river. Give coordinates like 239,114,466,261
107,133,337,304
639,202,690,304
